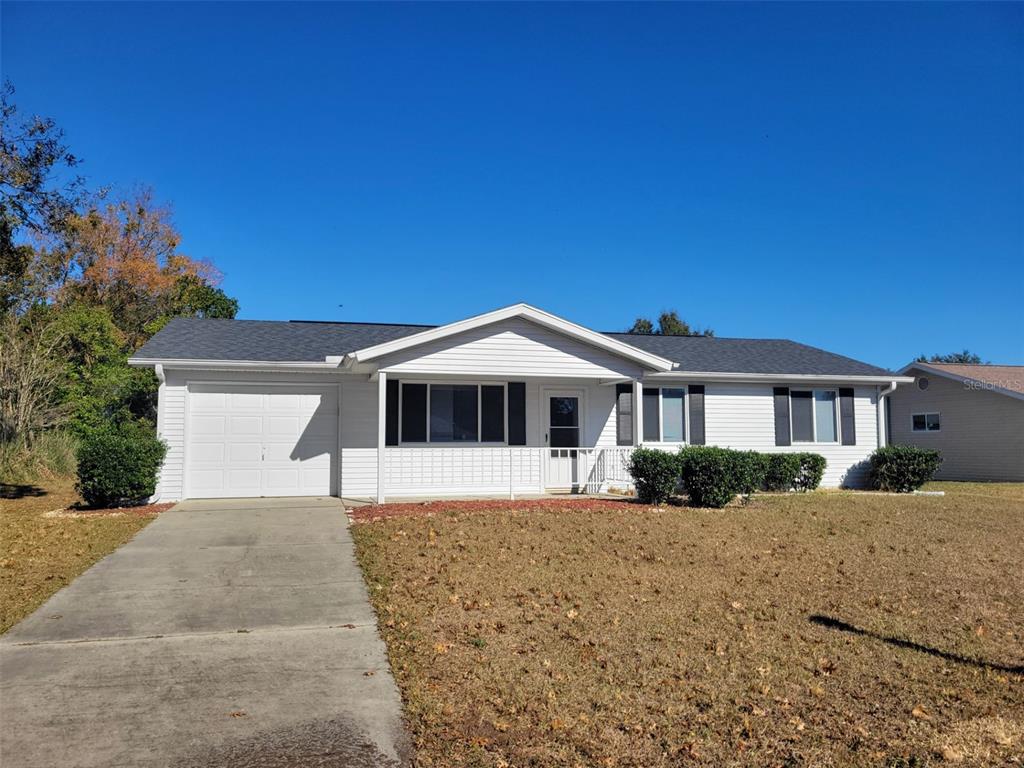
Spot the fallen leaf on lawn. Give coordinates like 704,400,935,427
566,609,579,619
434,643,449,654
940,745,964,762
912,705,932,720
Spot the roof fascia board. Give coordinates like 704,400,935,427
898,362,1024,402
129,358,344,371
347,303,675,371
643,371,913,385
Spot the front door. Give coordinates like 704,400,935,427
544,390,583,489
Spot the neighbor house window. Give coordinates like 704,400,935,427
791,389,839,443
912,412,940,432
400,383,506,443
641,387,687,442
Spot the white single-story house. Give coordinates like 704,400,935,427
129,303,912,502
888,362,1024,482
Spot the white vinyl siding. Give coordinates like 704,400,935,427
377,317,645,379
703,383,879,487
154,374,186,500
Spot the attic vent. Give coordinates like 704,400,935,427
918,377,930,391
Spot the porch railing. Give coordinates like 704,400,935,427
381,446,636,498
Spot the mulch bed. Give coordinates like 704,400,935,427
348,497,648,523
44,502,176,519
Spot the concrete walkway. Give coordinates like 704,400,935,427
0,497,410,768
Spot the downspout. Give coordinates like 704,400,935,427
153,364,166,502
876,380,897,448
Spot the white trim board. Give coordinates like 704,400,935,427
345,304,675,371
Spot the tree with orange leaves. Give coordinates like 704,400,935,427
58,188,234,346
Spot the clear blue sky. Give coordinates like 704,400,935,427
3,1,1022,368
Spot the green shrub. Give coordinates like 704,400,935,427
733,451,769,496
763,453,802,491
626,447,681,504
794,453,827,492
869,445,942,492
76,422,166,508
678,446,741,508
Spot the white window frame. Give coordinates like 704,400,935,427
911,412,941,432
398,380,509,446
641,386,689,444
790,388,841,444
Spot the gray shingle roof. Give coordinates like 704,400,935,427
132,317,894,376
132,318,430,362
604,333,892,376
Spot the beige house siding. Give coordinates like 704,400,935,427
889,367,1024,481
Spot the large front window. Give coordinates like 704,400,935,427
791,389,838,443
400,383,505,443
642,387,687,443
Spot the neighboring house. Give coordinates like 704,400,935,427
129,303,911,502
888,362,1024,482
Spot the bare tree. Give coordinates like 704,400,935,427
0,312,70,443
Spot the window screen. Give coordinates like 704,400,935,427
791,390,814,442
430,385,478,442
814,391,837,442
401,383,427,442
481,385,505,442
661,388,685,442
616,383,633,445
643,388,660,442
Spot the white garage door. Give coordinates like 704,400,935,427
186,383,337,498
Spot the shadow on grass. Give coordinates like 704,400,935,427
0,483,48,500
809,614,1024,675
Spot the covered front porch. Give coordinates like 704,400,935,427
368,372,649,502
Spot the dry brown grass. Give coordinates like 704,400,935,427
352,482,1024,767
0,477,160,633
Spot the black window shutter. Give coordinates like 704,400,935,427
839,387,856,445
688,385,705,445
615,383,633,445
385,378,399,446
773,387,791,446
507,382,526,445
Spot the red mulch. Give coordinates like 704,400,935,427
347,497,648,523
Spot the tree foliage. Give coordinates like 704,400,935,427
1,82,239,462
914,349,987,365
627,310,713,336
1,82,88,313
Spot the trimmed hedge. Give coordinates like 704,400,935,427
678,447,740,508
625,447,680,504
795,452,827,492
626,445,827,508
869,445,942,492
77,422,167,508
764,453,802,491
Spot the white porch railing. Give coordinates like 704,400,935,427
381,446,636,498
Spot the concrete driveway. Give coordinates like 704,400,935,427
0,497,410,768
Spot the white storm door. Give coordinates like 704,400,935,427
186,383,337,498
544,389,583,490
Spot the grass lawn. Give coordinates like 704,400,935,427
352,483,1024,767
0,478,163,634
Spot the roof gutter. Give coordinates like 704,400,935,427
643,371,914,385
128,357,344,371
